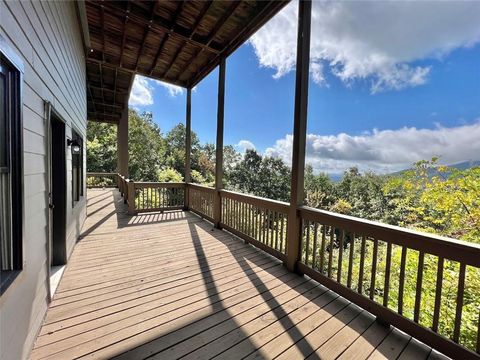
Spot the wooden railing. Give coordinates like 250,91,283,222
87,175,480,358
297,205,480,359
86,172,117,188
219,190,289,262
127,182,185,215
188,183,215,222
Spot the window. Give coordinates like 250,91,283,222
71,129,83,205
0,51,23,281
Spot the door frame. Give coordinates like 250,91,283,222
45,101,67,301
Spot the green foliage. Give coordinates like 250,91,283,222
156,167,183,182
87,109,479,351
128,110,166,181
228,149,291,202
86,122,117,172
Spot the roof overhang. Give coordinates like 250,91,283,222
84,0,289,123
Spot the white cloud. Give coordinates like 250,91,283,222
154,80,185,97
265,121,480,174
129,76,186,107
250,1,480,92
129,76,154,106
236,140,256,153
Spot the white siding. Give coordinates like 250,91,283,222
0,1,87,359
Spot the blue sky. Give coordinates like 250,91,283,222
130,1,480,174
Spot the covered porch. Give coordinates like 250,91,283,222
30,188,443,359
72,0,480,358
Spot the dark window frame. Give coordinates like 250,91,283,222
0,39,24,294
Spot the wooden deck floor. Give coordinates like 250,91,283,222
31,189,446,360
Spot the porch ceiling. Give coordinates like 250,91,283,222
84,0,289,124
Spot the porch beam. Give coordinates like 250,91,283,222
286,0,312,272
213,58,226,228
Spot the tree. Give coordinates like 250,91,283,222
128,110,166,181
86,122,117,172
304,165,335,208
228,149,290,201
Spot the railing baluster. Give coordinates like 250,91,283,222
274,211,279,250
280,213,284,252
312,223,318,270
320,225,326,274
383,242,392,307
262,209,267,245
370,238,378,300
414,251,425,323
337,229,345,283
305,220,310,266
347,232,355,289
432,256,444,332
453,263,466,342
398,246,407,315
328,226,334,278
358,235,367,294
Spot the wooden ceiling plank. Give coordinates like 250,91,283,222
205,1,242,47
189,1,214,38
180,1,242,86
149,1,185,76
100,4,106,62
90,1,220,55
189,1,288,87
119,3,130,67
174,1,214,82
162,40,187,79
135,1,159,72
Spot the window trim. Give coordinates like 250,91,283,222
0,37,24,294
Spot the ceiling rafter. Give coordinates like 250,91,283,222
119,2,130,67
87,1,220,55
134,1,159,72
189,1,287,87
174,1,214,83
149,1,185,76
180,1,242,86
162,40,187,79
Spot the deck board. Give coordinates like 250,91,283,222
31,189,443,360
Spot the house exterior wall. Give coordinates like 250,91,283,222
0,1,87,359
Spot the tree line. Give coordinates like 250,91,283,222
87,109,479,351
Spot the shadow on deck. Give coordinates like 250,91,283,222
30,189,446,360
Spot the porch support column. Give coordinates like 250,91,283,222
185,88,192,209
117,108,129,177
213,58,226,228
286,0,312,272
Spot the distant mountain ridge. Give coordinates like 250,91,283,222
326,160,480,182
389,160,480,178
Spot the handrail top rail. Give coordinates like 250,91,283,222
299,205,480,266
219,189,289,212
186,182,215,191
87,172,117,176
133,181,186,188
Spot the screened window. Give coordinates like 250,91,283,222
0,53,23,280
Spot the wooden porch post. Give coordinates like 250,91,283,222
117,108,129,177
213,58,226,228
286,0,312,272
184,88,192,209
